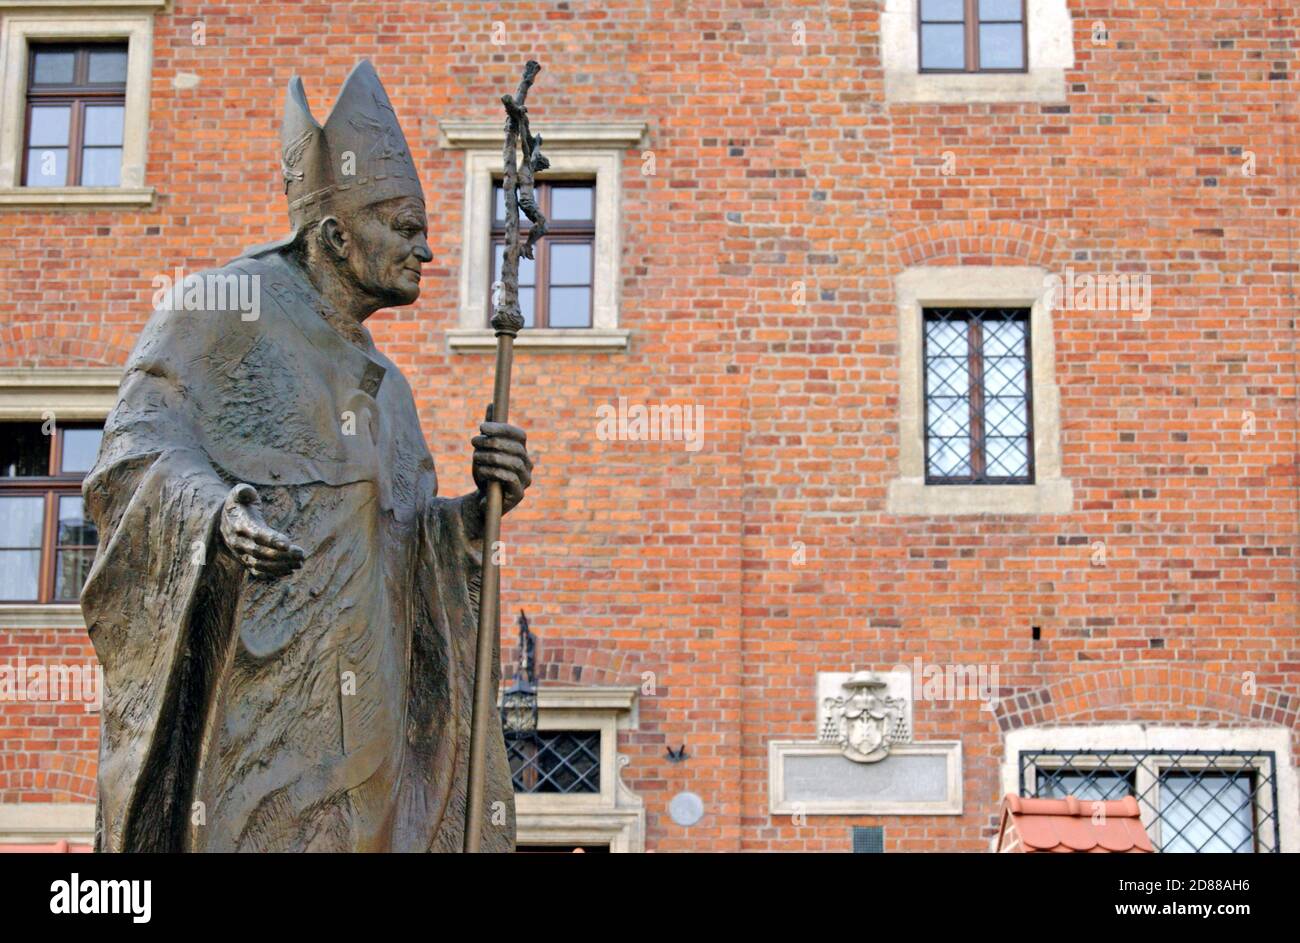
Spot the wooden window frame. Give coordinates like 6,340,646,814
922,307,1035,485
488,180,596,329
0,423,100,604
22,41,127,188
917,0,1028,74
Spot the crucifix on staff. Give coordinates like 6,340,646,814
463,60,550,853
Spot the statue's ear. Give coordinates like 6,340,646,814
318,216,348,260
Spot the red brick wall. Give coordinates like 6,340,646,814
1,0,1295,852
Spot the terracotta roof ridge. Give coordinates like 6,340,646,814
1002,794,1141,818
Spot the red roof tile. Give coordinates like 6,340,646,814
996,794,1154,853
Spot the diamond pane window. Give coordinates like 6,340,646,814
509,730,601,794
1022,750,1279,853
1036,768,1136,803
923,307,1032,484
1159,773,1256,854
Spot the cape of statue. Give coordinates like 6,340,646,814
81,60,526,852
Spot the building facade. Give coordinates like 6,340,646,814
0,0,1296,852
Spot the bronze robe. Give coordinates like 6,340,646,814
82,248,514,852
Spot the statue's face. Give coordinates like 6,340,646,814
340,196,431,308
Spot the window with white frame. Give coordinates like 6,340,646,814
887,266,1072,515
0,367,120,628
507,685,645,853
490,180,596,330
0,4,159,205
882,0,1074,104
1022,749,1278,853
1003,726,1299,853
439,120,645,352
0,420,103,603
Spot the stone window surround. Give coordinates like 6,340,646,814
0,366,120,629
509,685,646,853
886,265,1074,516
438,119,646,353
882,0,1074,104
0,1,162,206
1004,725,1300,853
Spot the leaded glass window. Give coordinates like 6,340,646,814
923,307,1032,484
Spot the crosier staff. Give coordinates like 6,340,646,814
464,60,549,853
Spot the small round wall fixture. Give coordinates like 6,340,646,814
668,791,704,827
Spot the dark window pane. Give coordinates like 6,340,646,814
979,0,1022,20
0,495,45,546
80,147,122,187
26,148,68,186
1037,769,1135,802
548,287,592,327
979,23,1025,69
86,47,129,84
920,24,966,69
550,185,594,221
55,548,97,601
549,243,591,285
57,495,97,545
921,0,965,20
27,105,70,147
31,48,76,85
510,731,601,793
1,424,51,477
83,105,124,146
0,550,41,601
1160,773,1255,853
60,428,102,474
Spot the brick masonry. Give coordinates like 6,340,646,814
0,1,1296,852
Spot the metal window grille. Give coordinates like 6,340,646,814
1020,749,1280,853
509,730,601,794
852,826,884,853
923,307,1033,484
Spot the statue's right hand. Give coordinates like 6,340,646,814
219,483,306,579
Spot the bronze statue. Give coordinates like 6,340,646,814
81,60,532,852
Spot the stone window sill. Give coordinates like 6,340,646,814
0,604,85,629
884,71,1068,104
0,186,154,207
447,328,630,353
886,478,1074,516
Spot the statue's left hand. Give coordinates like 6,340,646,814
472,404,533,516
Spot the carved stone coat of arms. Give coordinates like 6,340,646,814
818,670,911,763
